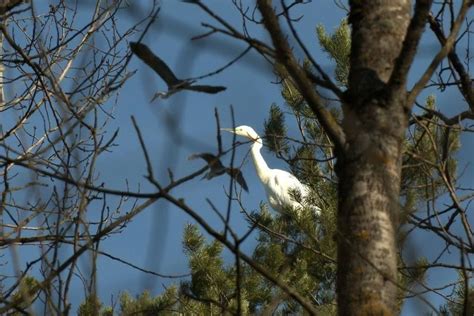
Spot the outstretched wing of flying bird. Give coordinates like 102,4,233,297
130,42,180,86
189,152,248,192
130,42,226,98
184,85,227,94
225,168,249,192
189,153,226,179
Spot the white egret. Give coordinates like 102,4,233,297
221,125,320,216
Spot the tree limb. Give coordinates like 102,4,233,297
407,0,471,106
428,13,474,110
389,0,433,90
257,0,346,153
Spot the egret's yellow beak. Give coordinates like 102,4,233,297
220,128,235,133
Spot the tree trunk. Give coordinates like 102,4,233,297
337,1,411,315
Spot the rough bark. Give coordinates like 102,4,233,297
337,1,411,315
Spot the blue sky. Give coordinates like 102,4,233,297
4,1,473,314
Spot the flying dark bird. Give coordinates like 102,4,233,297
130,42,226,99
188,152,248,192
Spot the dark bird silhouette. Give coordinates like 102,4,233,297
188,152,248,192
130,42,226,99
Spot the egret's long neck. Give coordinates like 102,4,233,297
250,137,270,184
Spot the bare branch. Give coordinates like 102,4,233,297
257,0,346,152
428,14,474,110
389,0,433,90
408,0,472,106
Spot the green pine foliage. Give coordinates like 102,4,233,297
281,75,305,113
405,257,429,284
78,295,103,316
180,223,249,315
264,103,290,156
8,276,40,315
396,256,429,310
401,95,460,222
439,273,474,315
316,19,351,86
118,288,179,315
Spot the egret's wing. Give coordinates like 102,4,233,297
130,42,180,86
273,170,304,191
276,172,321,214
226,168,249,192
269,169,312,207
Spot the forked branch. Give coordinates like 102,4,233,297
407,0,472,106
257,0,346,153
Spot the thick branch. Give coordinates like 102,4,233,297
408,0,471,106
257,0,346,153
389,0,433,89
281,2,344,99
428,14,474,110
410,107,474,126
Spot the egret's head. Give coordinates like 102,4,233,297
221,125,260,141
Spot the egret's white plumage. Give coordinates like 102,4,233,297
222,125,320,216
